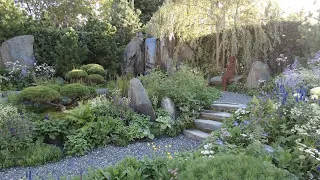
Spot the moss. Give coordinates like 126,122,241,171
19,86,61,103
65,69,88,80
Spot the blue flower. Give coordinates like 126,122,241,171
233,121,239,126
243,120,250,125
317,166,320,172
44,114,49,120
216,139,224,145
262,132,268,137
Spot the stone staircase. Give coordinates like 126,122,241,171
183,103,246,141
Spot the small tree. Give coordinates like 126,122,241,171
52,28,88,76
19,86,66,111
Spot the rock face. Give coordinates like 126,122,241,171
161,97,176,120
246,61,270,87
0,35,35,68
128,78,156,121
159,37,175,74
123,32,144,76
145,38,157,72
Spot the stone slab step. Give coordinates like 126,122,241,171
209,75,243,85
200,110,231,121
211,103,246,111
195,119,222,131
183,129,210,141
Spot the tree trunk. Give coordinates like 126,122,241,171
45,101,66,112
215,30,220,69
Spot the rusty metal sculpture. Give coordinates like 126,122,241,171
222,56,237,91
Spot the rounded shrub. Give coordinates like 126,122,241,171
60,83,91,101
19,86,61,103
80,64,104,72
87,74,106,85
65,69,88,80
87,66,107,76
46,84,61,92
178,154,297,180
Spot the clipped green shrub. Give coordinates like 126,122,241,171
87,74,106,85
19,86,61,103
80,64,104,72
60,83,91,101
178,154,297,180
46,84,61,92
87,66,107,76
65,69,88,80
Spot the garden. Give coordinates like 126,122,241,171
1,0,320,179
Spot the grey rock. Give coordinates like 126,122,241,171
161,97,176,120
123,32,144,76
145,37,157,72
128,78,156,120
96,88,108,95
0,35,35,69
246,61,270,87
209,75,243,85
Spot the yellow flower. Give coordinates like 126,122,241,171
154,148,157,151
152,145,156,148
167,152,171,155
168,155,173,159
147,143,150,146
168,145,171,147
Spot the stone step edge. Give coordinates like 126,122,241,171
183,129,210,141
194,119,222,131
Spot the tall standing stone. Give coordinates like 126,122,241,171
145,38,157,72
246,61,271,87
128,78,156,121
0,35,35,68
123,32,144,76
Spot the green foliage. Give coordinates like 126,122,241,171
297,5,320,57
46,84,62,92
87,74,106,85
107,74,132,97
52,28,89,76
60,83,92,101
110,0,142,46
134,0,164,24
0,0,32,43
178,154,297,180
19,86,61,103
80,64,104,72
65,69,89,81
140,66,220,130
87,67,107,76
0,141,63,169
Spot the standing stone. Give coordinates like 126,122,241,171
161,97,176,120
128,78,156,121
123,32,144,76
246,61,271,87
145,38,157,72
158,37,175,74
0,35,35,69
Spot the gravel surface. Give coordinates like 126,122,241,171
0,135,200,180
214,91,252,104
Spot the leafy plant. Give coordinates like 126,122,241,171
87,74,106,85
60,83,93,103
65,69,88,82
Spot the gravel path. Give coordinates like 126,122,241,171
0,135,200,180
214,91,252,104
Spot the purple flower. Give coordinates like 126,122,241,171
216,139,224,145
233,121,239,126
262,132,268,137
20,67,28,77
317,166,320,172
243,120,250,125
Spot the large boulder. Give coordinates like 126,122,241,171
161,97,176,120
123,32,144,76
209,75,243,85
246,61,270,87
0,35,35,68
128,78,156,121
